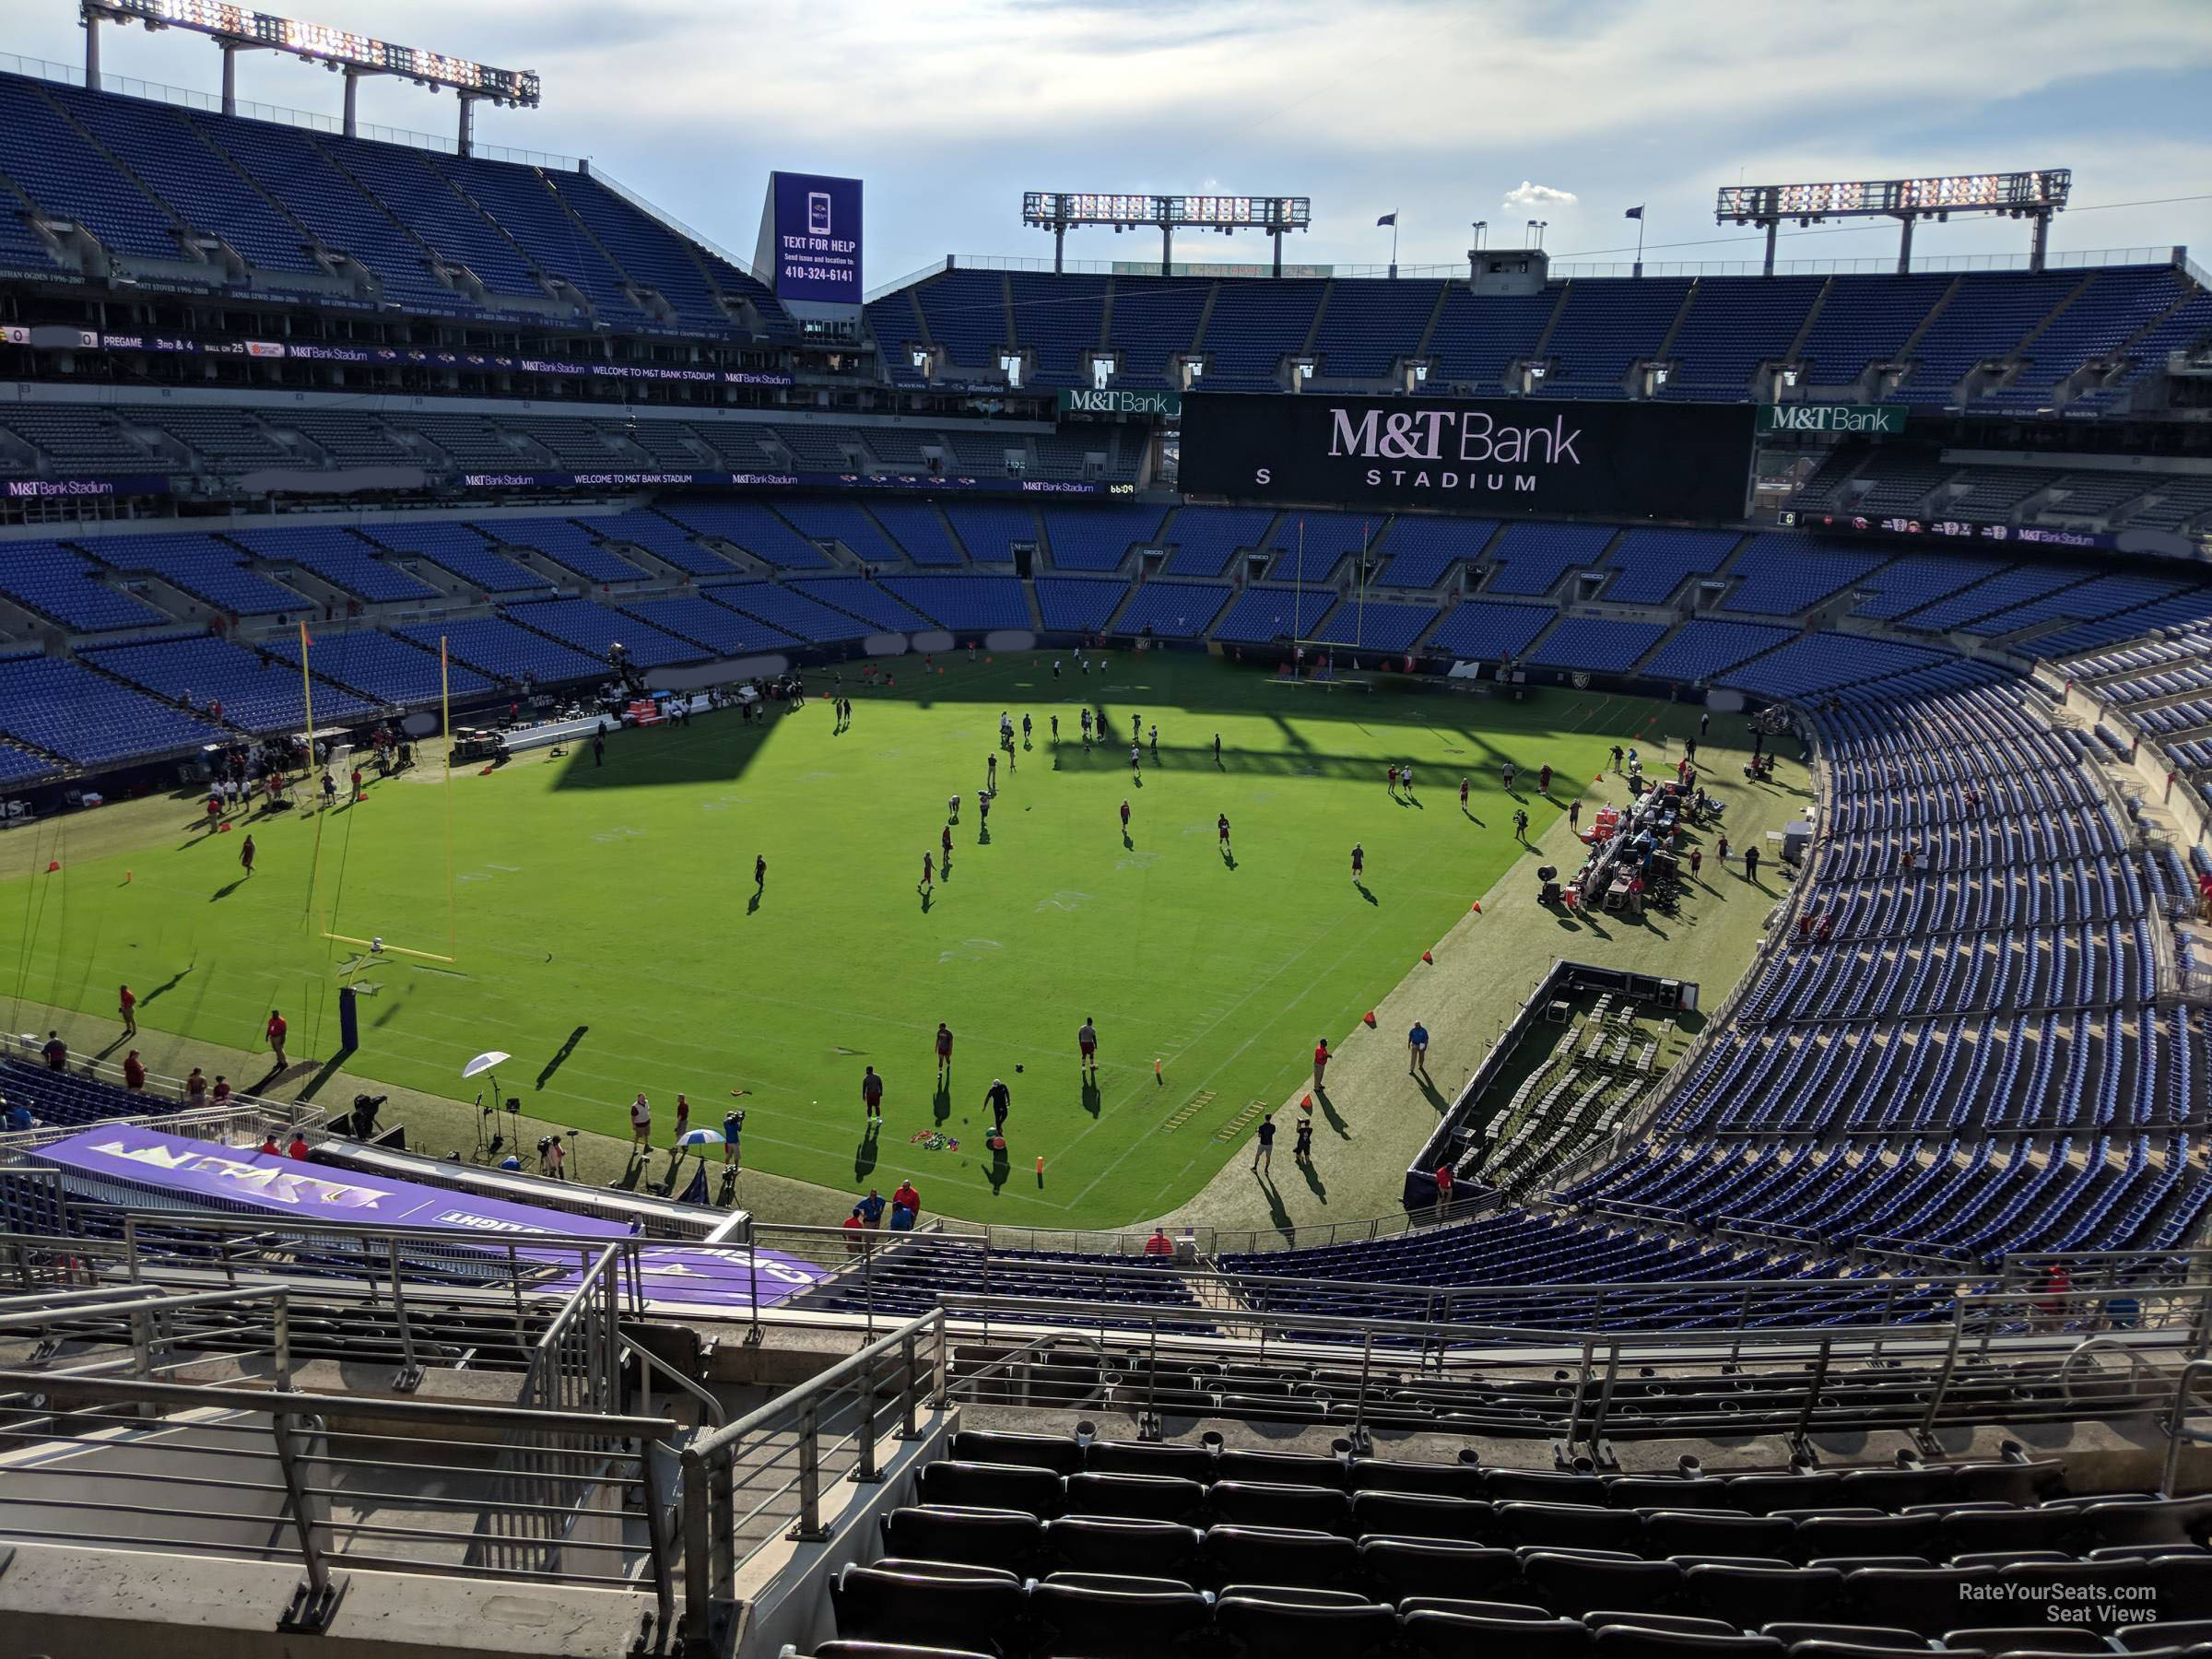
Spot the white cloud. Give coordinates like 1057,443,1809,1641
1503,181,1580,210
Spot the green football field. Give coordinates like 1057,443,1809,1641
0,651,1696,1226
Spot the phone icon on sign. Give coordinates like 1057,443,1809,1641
807,192,831,235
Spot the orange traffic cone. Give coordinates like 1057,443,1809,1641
1154,1057,1162,1083
1471,900,1482,913
1035,1155,1045,1177
1422,950,1434,964
124,871,132,883
1362,1010,1377,1027
1300,1094,1314,1114
218,821,232,833
44,860,59,873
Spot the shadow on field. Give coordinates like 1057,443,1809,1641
536,1025,588,1089
293,1044,355,1102
140,965,194,1006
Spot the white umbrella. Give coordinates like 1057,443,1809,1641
462,1051,511,1079
676,1128,724,1147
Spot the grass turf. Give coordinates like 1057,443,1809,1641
0,650,1706,1227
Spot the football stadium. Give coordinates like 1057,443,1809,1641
2,2,2212,1653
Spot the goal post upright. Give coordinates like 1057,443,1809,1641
300,620,329,930
441,635,456,961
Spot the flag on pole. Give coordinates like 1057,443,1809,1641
1375,212,1397,227
1624,206,1645,220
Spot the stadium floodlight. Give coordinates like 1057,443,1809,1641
81,0,540,153
1022,191,1311,276
1714,169,2070,275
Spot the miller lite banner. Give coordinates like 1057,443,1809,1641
1180,391,1753,522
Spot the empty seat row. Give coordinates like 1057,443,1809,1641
828,1549,2212,1655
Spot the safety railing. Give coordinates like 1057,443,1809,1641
0,1280,302,1383
18,1213,654,1384
2161,1356,2212,1496
475,1241,632,1586
933,1285,2211,1458
0,1365,682,1634
1915,1281,2212,1450
677,1310,948,1650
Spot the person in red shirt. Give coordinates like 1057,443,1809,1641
260,1133,281,1156
287,1133,310,1160
891,1179,921,1220
204,793,221,831
123,1050,146,1091
1435,1162,1455,1214
1144,1227,1173,1258
841,1207,865,1257
935,1022,953,1081
265,1009,288,1069
1312,1038,1331,1092
239,834,255,877
350,767,363,803
211,1076,232,1104
118,983,136,1036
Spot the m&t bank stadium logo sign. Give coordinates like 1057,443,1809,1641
1056,387,1182,419
1756,403,1907,435
1176,391,1754,522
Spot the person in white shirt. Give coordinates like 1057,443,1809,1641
629,1093,651,1148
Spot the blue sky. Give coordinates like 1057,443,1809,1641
14,0,2211,285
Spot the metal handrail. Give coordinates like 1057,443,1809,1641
0,1364,682,1625
2056,1333,2169,1407
678,1311,945,1650
621,1333,726,1430
2161,1356,2212,1496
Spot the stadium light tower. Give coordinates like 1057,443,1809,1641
1021,193,1312,276
80,0,540,155
1716,169,2071,276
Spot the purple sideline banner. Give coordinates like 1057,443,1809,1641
33,1126,832,1309
538,1245,830,1310
31,1124,629,1237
